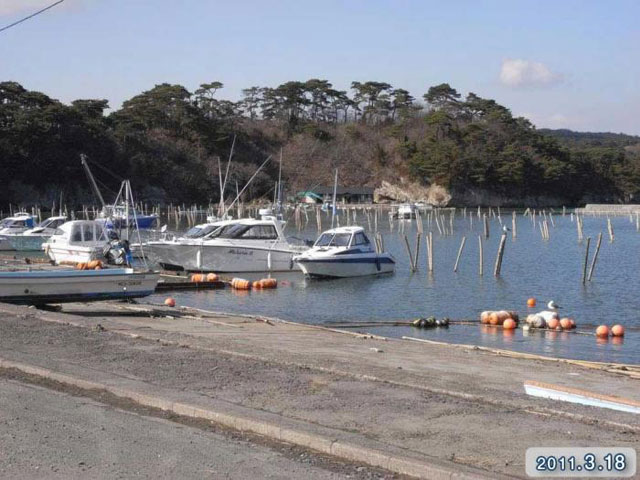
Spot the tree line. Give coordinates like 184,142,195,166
1,79,639,209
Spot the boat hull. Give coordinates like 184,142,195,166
296,253,395,278
6,235,50,252
44,245,104,264
146,242,302,273
0,268,159,305
0,236,15,251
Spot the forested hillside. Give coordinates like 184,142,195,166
1,79,639,208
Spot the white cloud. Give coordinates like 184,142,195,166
499,59,562,88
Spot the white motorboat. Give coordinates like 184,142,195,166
42,220,112,264
0,213,36,250
0,267,159,305
293,226,395,278
394,204,417,219
146,217,306,272
5,216,67,251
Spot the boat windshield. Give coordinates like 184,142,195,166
38,217,65,229
184,224,219,238
218,224,279,240
314,233,351,247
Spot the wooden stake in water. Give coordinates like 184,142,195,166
582,237,591,284
588,232,602,282
483,214,489,238
453,236,466,272
607,218,614,242
478,235,483,276
425,232,433,273
493,233,507,276
403,234,416,272
511,211,517,239
413,231,421,270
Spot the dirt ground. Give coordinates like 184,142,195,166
0,301,637,478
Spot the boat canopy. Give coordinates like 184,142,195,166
0,214,34,229
54,220,109,245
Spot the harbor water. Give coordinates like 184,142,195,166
143,209,639,365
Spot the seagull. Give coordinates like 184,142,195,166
502,226,511,233
547,300,561,311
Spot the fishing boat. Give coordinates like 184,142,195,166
98,204,159,230
0,267,159,305
42,220,112,264
0,213,36,250
293,226,395,278
146,216,306,272
5,215,67,251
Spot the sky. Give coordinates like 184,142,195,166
1,0,639,134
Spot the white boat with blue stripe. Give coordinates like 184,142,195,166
294,226,395,278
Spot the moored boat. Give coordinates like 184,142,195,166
0,213,36,250
293,226,395,278
0,267,159,305
146,216,306,272
5,215,67,251
42,220,112,264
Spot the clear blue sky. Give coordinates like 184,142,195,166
1,0,638,134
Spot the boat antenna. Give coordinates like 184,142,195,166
221,155,272,219
216,156,224,217
331,169,338,229
81,154,106,208
277,147,283,215
220,134,236,214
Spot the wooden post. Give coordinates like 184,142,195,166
425,232,433,272
404,234,416,272
588,232,602,282
413,231,421,270
582,237,591,284
511,211,517,239
494,233,507,276
478,235,483,276
453,236,466,272
607,218,614,242
483,214,489,238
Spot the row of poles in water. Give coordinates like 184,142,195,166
4,202,637,283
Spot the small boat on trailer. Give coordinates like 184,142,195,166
293,226,395,278
0,268,159,305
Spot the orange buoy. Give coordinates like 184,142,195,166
252,280,262,289
568,318,576,329
559,318,572,330
190,273,202,283
480,311,491,324
488,312,500,325
231,278,250,290
164,297,176,307
547,317,559,329
595,325,610,338
527,297,536,308
206,273,219,282
611,325,625,337
503,318,516,330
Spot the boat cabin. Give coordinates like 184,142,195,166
0,213,35,233
313,227,373,251
49,220,111,246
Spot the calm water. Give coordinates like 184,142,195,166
144,210,639,365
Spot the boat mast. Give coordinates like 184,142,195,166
331,169,338,229
220,134,236,217
277,147,283,216
81,154,106,208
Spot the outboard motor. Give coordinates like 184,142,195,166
104,238,132,266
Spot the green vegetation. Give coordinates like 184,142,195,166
1,79,639,208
